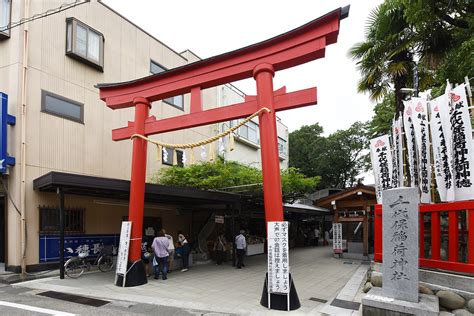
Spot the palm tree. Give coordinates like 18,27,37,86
349,2,416,117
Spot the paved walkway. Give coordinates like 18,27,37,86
15,246,366,315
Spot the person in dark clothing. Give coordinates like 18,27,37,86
214,233,227,265
178,233,190,272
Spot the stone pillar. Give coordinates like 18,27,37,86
382,187,419,302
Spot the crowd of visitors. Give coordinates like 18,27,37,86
142,230,191,280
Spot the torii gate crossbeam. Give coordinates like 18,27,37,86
97,6,349,290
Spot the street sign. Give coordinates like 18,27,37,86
0,92,15,173
116,221,132,278
267,221,290,294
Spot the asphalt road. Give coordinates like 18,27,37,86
0,283,227,316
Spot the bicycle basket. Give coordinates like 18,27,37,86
102,244,114,255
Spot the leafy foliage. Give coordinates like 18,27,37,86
152,157,319,203
289,122,369,189
352,0,473,134
367,93,396,138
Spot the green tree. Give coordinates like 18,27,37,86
367,93,396,138
349,1,417,116
288,123,326,179
289,122,368,189
152,157,319,203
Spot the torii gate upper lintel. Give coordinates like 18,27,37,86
97,6,349,289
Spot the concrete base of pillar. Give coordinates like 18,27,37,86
115,260,147,287
362,287,438,316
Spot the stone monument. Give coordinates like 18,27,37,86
382,187,419,302
362,187,439,315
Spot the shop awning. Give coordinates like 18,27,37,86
33,172,242,206
283,202,330,216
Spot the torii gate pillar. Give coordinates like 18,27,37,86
254,64,284,222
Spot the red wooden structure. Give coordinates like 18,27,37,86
374,201,474,274
97,7,349,287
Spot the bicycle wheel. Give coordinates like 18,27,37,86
97,255,114,272
64,257,84,278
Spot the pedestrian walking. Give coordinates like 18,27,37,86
162,229,175,272
235,230,246,269
178,233,190,272
314,226,321,246
214,233,227,265
151,230,170,280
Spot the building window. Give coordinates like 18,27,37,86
233,120,260,145
41,90,84,123
176,150,184,167
278,137,287,156
0,0,11,39
39,206,85,234
150,60,184,110
162,147,173,166
66,18,104,71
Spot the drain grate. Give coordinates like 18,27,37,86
309,297,328,303
343,261,353,264
37,291,109,307
330,298,360,311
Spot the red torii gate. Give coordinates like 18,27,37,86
97,6,349,288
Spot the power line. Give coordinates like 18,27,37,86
0,0,90,33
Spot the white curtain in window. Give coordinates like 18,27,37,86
76,24,87,56
66,22,72,52
0,0,10,31
87,30,100,62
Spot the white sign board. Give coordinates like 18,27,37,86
267,221,290,294
116,221,132,276
332,223,343,254
215,215,224,224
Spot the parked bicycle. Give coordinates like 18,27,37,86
64,243,115,278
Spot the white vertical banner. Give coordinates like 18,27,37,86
267,221,290,294
332,223,343,254
448,84,474,201
116,221,132,277
429,95,455,201
370,135,393,203
411,97,431,203
392,118,404,187
403,100,419,188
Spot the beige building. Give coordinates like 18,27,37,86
0,0,288,271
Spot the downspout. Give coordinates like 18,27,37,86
20,0,30,278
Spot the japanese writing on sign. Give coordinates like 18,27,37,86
382,188,419,303
116,221,132,275
332,223,343,254
448,84,474,201
402,102,419,189
410,98,431,203
267,221,290,294
429,95,455,201
370,135,393,203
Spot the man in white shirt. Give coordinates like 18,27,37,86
162,229,175,271
314,227,321,246
235,230,247,269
